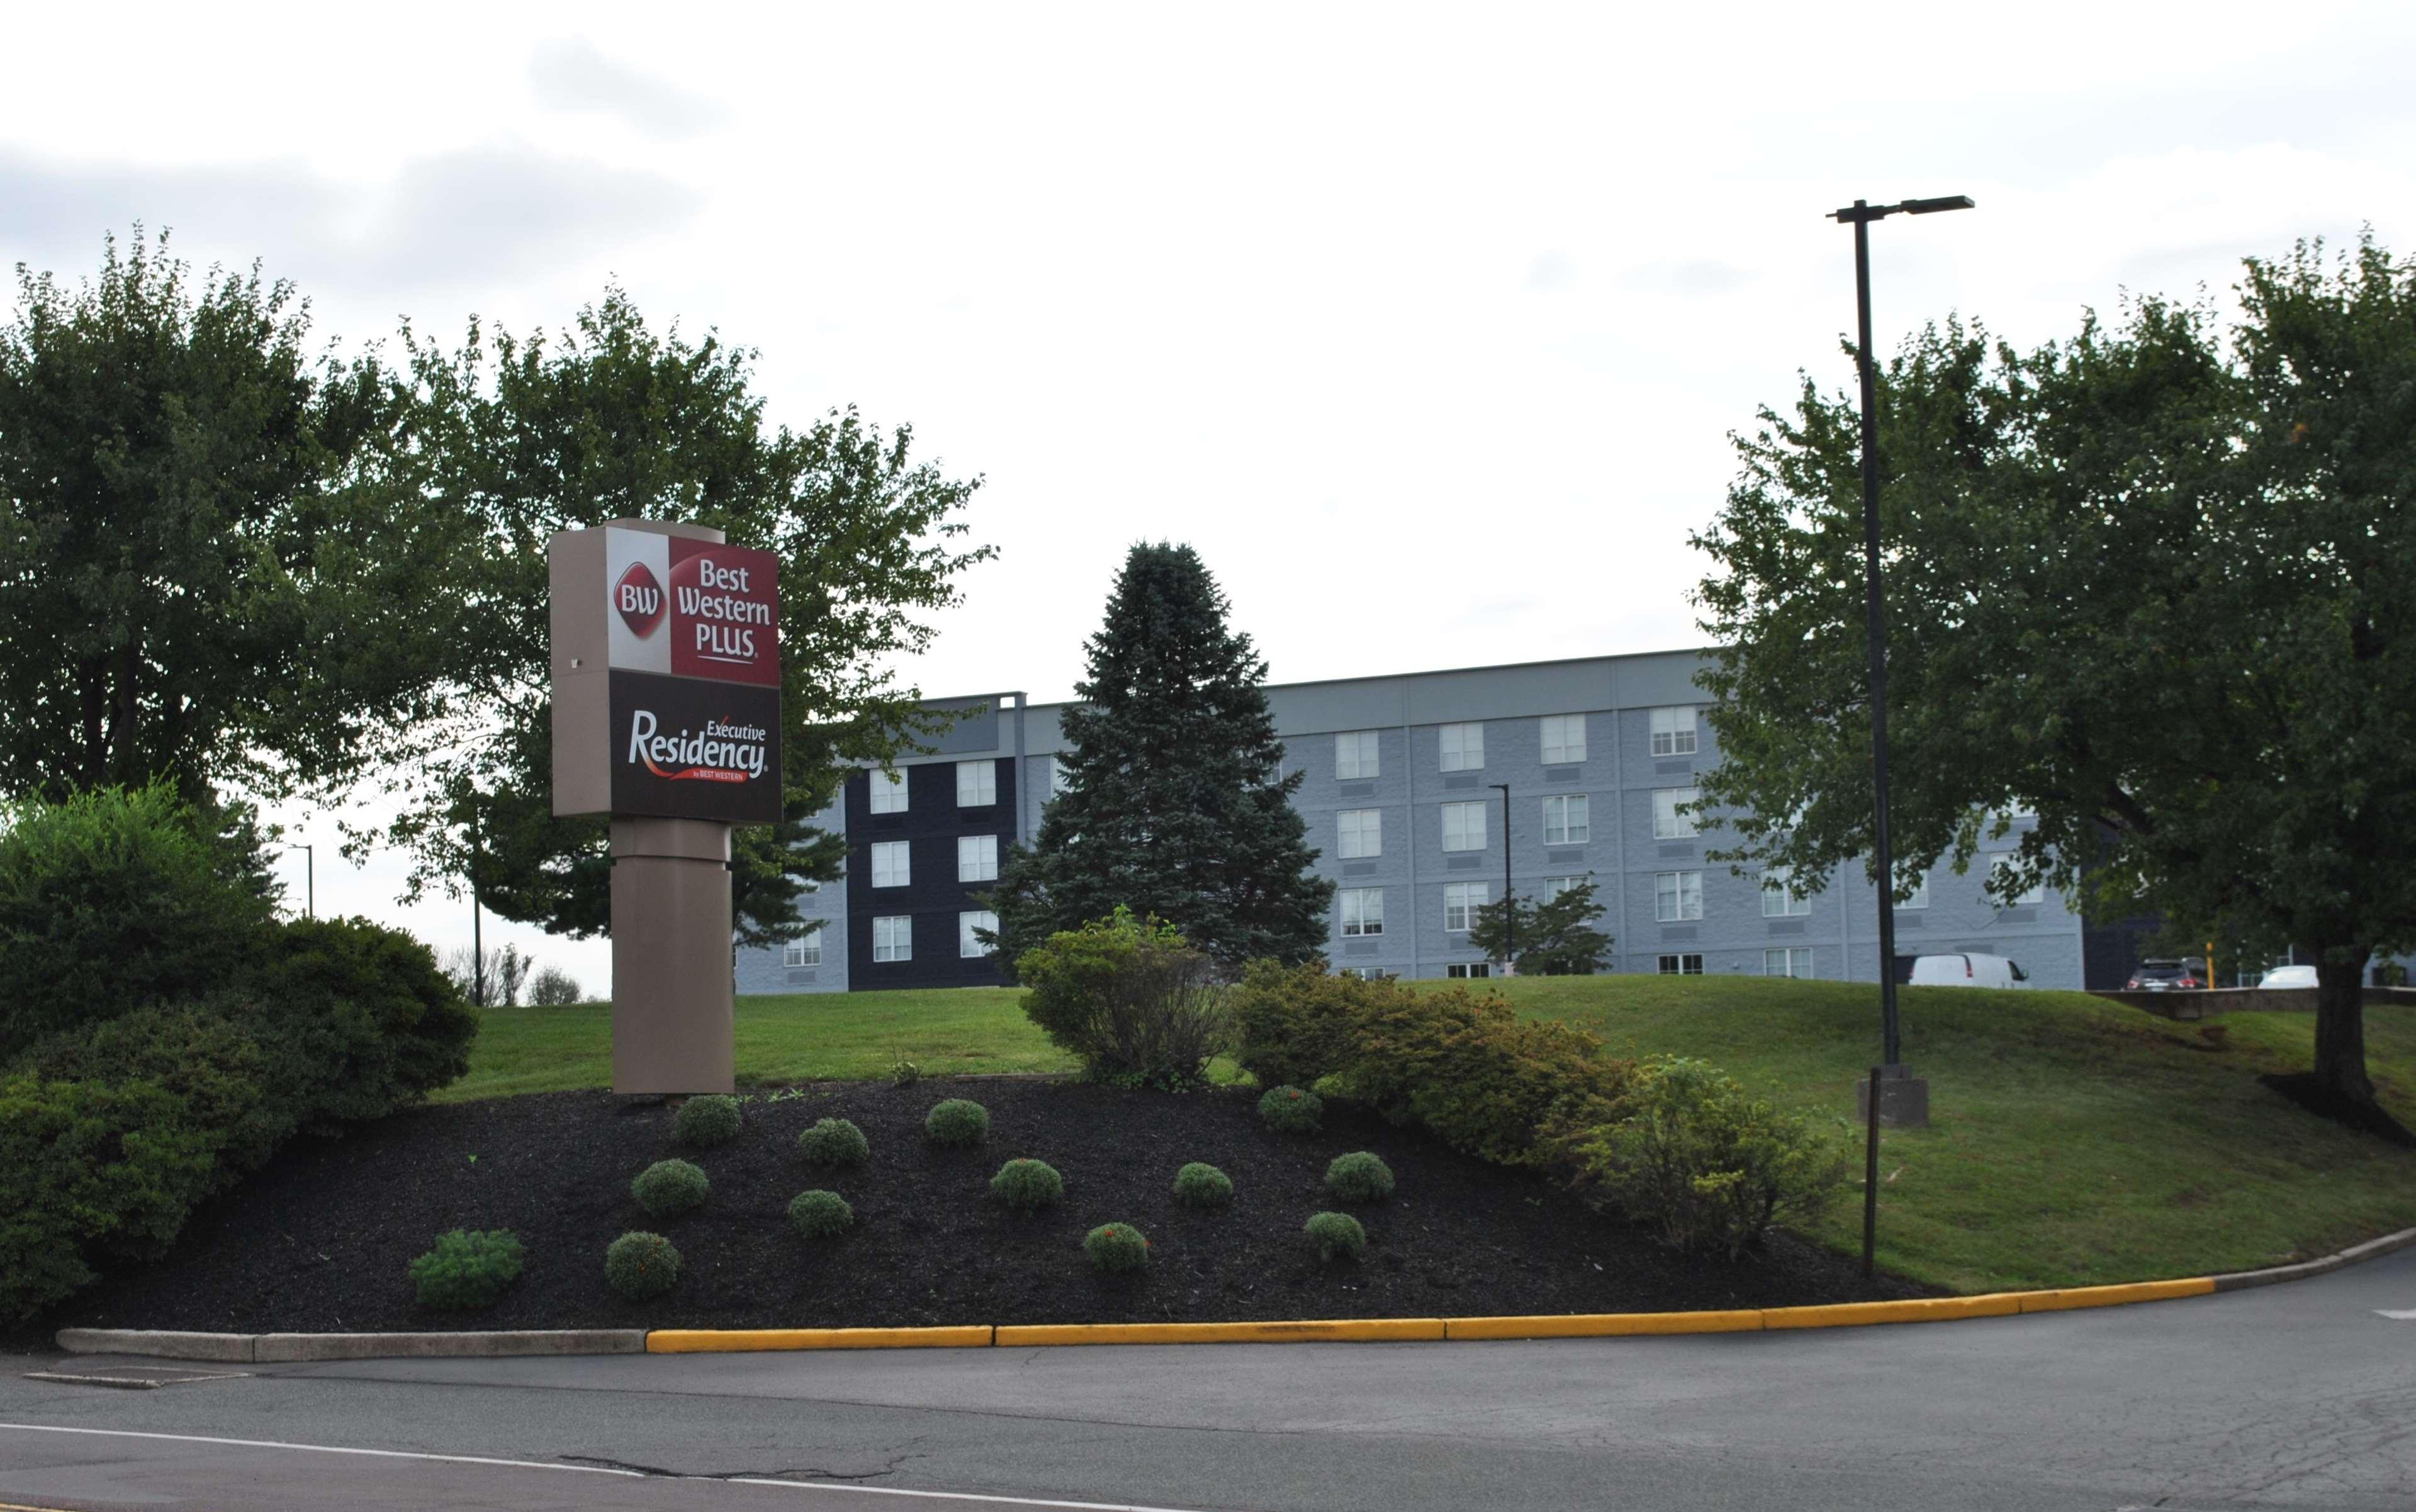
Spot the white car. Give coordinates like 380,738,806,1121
2257,964,2319,989
1908,953,2029,988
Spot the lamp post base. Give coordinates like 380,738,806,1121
1857,1064,1930,1128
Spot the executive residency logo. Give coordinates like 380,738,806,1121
614,561,666,639
626,707,769,785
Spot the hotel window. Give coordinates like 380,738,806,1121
1655,870,1703,922
1340,888,1385,937
1765,947,1815,978
1761,864,1811,917
870,841,911,888
1649,705,1699,757
1991,854,2045,906
1897,871,1930,910
1441,801,1486,852
782,933,823,968
872,916,911,962
960,910,999,958
1336,729,1380,780
1653,787,1701,839
1443,881,1486,932
1546,875,1587,900
1541,714,1587,766
957,759,996,807
1337,808,1382,860
1439,722,1485,772
869,768,907,814
958,834,998,883
1658,953,1704,975
1446,961,1492,979
1542,793,1590,846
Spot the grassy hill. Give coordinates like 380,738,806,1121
447,976,2416,1294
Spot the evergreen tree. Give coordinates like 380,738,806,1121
986,544,1334,972
1469,876,1614,975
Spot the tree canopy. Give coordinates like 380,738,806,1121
985,543,1334,971
1692,232,2416,1121
1469,876,1614,975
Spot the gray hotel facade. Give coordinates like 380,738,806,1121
736,647,2098,997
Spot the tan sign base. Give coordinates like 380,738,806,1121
609,816,736,1094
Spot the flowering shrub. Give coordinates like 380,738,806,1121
924,1099,991,1148
673,1095,743,1149
1304,1211,1366,1263
1257,1085,1323,1134
787,1189,854,1239
797,1117,870,1166
604,1230,681,1299
990,1158,1064,1211
1323,1151,1395,1204
1084,1222,1150,1272
408,1229,524,1311
631,1158,710,1217
1171,1162,1234,1209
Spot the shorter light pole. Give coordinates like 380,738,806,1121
1489,782,1514,972
288,844,313,919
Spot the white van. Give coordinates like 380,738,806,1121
1909,953,2029,988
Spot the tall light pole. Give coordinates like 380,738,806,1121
1489,782,1514,973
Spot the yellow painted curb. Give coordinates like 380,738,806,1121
994,1318,1447,1347
1760,1293,2027,1331
646,1325,994,1353
2014,1277,2215,1313
1446,1309,1764,1341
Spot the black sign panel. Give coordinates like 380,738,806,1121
607,670,783,824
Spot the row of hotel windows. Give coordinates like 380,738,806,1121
1332,707,1699,780
1332,788,1703,858
865,835,1002,887
793,910,1006,965
1652,949,1814,977
868,759,1001,814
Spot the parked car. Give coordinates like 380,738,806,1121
2257,964,2319,989
1908,953,2030,988
2126,958,2208,991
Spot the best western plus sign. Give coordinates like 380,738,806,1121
606,530,780,685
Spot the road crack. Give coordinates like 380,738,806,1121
558,1450,926,1482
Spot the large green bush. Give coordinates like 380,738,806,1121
409,1229,525,1311
0,783,279,1056
239,917,478,1121
1569,1057,1847,1258
1014,907,1229,1087
1232,961,1630,1165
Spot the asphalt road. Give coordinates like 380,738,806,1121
2,1247,2410,1512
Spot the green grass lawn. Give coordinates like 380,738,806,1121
446,975,2416,1295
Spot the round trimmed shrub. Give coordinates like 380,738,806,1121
924,1098,990,1148
990,1158,1064,1211
1171,1162,1233,1209
1257,1084,1323,1134
408,1229,524,1311
1084,1222,1150,1272
631,1158,710,1217
1305,1211,1366,1263
797,1117,870,1166
673,1094,744,1149
605,1230,682,1299
1325,1151,1395,1204
788,1189,854,1239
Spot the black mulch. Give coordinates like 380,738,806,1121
53,1079,1934,1335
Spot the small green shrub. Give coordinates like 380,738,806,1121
788,1189,854,1239
674,1095,743,1149
408,1229,524,1311
1570,1056,1848,1259
605,1230,682,1299
1084,1222,1150,1271
631,1158,710,1217
1257,1084,1323,1133
1305,1211,1366,1263
990,1158,1064,1210
1171,1162,1234,1209
1013,907,1229,1087
891,1060,923,1088
797,1117,870,1166
1324,1151,1395,1203
924,1098,990,1148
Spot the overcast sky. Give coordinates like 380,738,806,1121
8,1,2413,987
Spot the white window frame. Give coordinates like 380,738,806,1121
1542,793,1590,846
872,915,911,962
958,833,998,883
1649,705,1699,757
1444,881,1486,932
1340,887,1384,937
782,933,823,968
960,910,998,958
1655,870,1703,922
1658,953,1704,975
868,768,907,814
870,840,911,888
1991,854,2045,906
956,759,996,807
1336,730,1380,780
1545,875,1586,900
1337,808,1382,860
1764,946,1815,978
1896,871,1930,910
1540,713,1587,766
1441,801,1486,853
1439,722,1485,772
1761,864,1811,917
1653,787,1701,840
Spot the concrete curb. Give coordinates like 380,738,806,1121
57,1224,2414,1363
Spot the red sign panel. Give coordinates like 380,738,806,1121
666,538,779,686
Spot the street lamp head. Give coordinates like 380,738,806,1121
1901,194,1975,215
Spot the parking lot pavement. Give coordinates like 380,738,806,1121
3,1246,2412,1512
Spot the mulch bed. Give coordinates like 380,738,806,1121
52,1079,1932,1336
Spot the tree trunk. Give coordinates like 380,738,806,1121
2313,948,2376,1109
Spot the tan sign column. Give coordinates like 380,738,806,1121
550,517,783,1095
